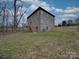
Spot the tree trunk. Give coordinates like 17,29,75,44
2,6,6,32
14,0,17,32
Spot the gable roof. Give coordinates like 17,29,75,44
27,7,55,19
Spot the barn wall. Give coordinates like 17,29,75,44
27,10,40,32
40,9,54,32
27,9,54,32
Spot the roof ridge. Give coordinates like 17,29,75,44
27,7,55,19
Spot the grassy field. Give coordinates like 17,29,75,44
0,26,79,59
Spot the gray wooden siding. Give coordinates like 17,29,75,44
27,9,54,32
27,10,40,32
40,9,54,32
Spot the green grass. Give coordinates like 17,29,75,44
0,30,79,59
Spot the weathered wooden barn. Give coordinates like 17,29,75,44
27,7,55,32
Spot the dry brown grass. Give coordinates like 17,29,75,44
0,26,79,59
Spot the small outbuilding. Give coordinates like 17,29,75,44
27,7,55,32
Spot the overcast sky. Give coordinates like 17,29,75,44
0,0,79,25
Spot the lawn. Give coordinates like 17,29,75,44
0,29,79,59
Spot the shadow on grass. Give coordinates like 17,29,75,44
0,55,13,59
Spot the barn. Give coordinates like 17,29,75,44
27,7,55,32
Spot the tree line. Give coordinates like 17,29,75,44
58,18,79,27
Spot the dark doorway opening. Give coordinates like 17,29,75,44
47,26,48,30
36,26,38,32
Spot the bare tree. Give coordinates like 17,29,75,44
0,0,12,32
14,0,17,31
5,9,9,32
13,0,27,31
67,20,73,26
0,0,27,32
0,1,7,32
